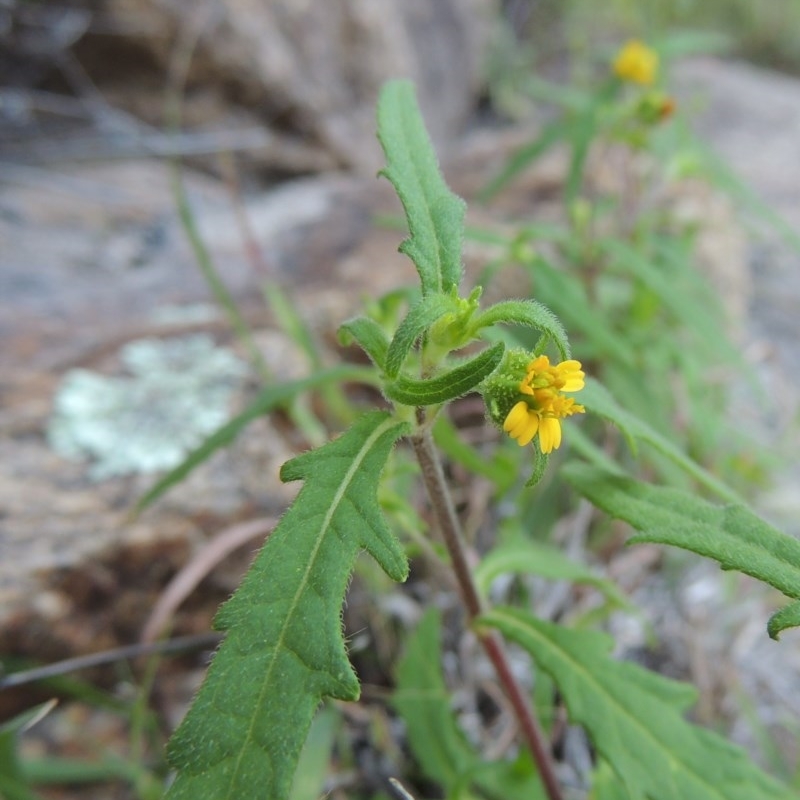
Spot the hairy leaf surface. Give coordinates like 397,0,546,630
767,600,800,639
377,81,466,294
564,463,800,638
384,342,504,406
525,443,550,489
479,608,795,800
385,293,456,378
165,412,409,799
471,299,570,360
338,316,390,369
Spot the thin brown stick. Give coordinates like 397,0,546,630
140,517,275,644
410,421,564,800
0,634,221,690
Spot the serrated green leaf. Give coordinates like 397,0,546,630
136,365,377,512
385,293,456,378
580,377,741,503
165,412,409,800
768,600,800,640
393,609,547,800
471,299,570,361
564,463,800,638
338,316,390,370
478,608,795,800
377,81,466,294
473,539,631,611
384,343,504,407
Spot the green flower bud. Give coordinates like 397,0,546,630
480,348,531,426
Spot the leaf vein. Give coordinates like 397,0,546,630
494,610,734,799
223,416,399,795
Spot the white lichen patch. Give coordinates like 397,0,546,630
48,335,247,479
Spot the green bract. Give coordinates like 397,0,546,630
385,293,458,378
384,342,505,407
480,347,536,427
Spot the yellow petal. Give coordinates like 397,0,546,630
503,401,529,433
561,377,585,392
527,355,551,373
556,361,585,391
515,413,539,446
504,402,539,446
559,360,583,372
538,418,562,454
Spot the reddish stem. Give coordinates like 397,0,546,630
410,423,564,800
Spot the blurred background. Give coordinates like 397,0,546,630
1,1,800,798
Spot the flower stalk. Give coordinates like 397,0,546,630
410,414,564,800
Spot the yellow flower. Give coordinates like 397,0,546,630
502,356,585,454
504,401,539,447
613,40,658,86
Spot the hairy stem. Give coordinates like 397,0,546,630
411,420,564,800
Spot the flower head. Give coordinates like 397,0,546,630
636,91,675,124
613,40,658,85
501,355,585,454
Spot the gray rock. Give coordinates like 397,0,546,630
95,0,496,171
